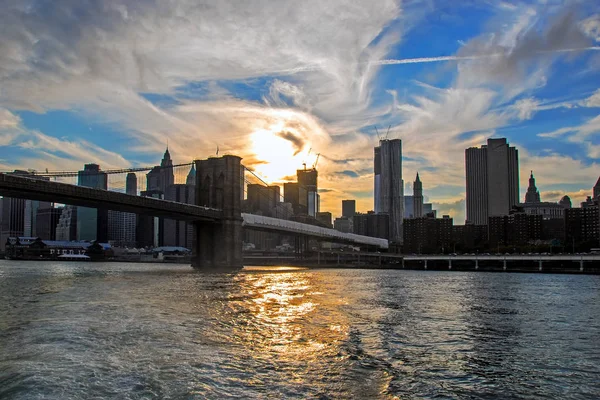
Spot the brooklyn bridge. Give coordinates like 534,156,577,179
0,155,387,269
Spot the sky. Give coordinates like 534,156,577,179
0,0,599,223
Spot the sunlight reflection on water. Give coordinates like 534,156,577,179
1,260,599,399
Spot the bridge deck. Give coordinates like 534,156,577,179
0,173,222,222
242,213,389,248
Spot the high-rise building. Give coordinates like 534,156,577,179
247,184,280,216
55,206,77,241
297,168,318,217
163,183,196,248
1,170,50,250
594,177,600,200
353,212,390,240
24,199,52,236
413,173,423,218
77,164,108,241
465,138,519,225
374,139,403,243
334,217,353,233
316,212,333,228
404,195,414,218
146,147,175,193
36,207,62,240
137,189,164,247
525,171,541,203
423,203,435,217
108,172,138,247
342,200,356,218
284,182,307,216
126,172,137,195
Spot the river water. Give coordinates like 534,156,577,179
0,260,599,399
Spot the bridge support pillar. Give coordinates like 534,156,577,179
580,260,584,272
503,259,507,271
448,259,452,270
424,259,428,270
192,156,243,270
401,258,405,269
538,260,543,271
475,259,479,270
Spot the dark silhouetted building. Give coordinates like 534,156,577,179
488,213,542,248
77,163,108,242
524,171,541,203
163,183,196,248
297,168,318,217
284,182,307,216
334,217,353,233
316,212,333,228
374,139,403,243
559,195,572,209
55,206,77,241
35,207,62,241
413,173,423,218
342,200,356,218
403,215,453,254
353,212,389,240
247,184,280,216
565,204,599,251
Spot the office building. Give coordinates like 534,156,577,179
284,182,307,216
163,183,196,248
1,170,49,250
342,200,356,218
126,172,138,195
334,217,353,233
108,172,138,247
404,195,414,218
374,139,403,243
146,147,175,193
465,138,519,225
524,171,541,203
423,203,435,217
36,207,62,241
297,168,318,217
247,184,280,217
353,212,389,240
316,212,333,228
55,206,78,241
137,189,164,248
594,177,600,200
77,164,108,241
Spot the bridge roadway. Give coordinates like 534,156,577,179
0,173,222,222
0,173,388,249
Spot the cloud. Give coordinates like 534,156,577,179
581,88,600,107
276,130,306,156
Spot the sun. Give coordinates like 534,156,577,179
250,129,306,181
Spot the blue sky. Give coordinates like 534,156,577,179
0,0,599,223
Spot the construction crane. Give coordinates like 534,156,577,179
312,153,320,169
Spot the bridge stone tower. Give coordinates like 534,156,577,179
192,155,244,269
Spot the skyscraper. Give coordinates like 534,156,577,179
374,139,403,243
525,171,541,203
77,164,108,241
413,172,423,218
342,200,356,218
108,172,138,247
297,168,318,217
594,176,600,200
146,147,175,194
465,138,519,225
126,172,137,195
55,206,77,241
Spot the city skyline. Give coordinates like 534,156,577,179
0,2,599,223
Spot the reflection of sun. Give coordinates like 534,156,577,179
250,129,307,181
